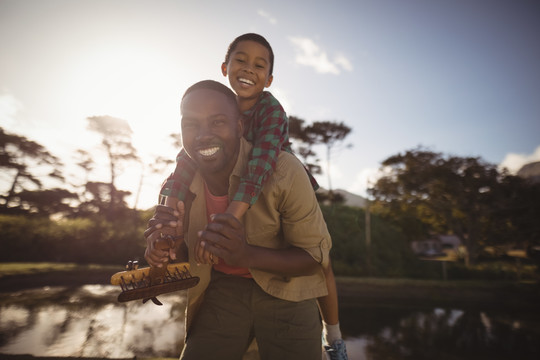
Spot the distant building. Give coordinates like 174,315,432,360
411,235,463,258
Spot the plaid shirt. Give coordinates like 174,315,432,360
160,91,318,206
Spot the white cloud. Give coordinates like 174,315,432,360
0,92,22,129
334,53,354,72
257,10,277,24
269,86,292,113
348,167,381,198
499,146,540,174
289,37,353,75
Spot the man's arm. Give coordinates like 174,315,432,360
199,213,320,277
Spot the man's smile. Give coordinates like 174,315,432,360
198,146,221,158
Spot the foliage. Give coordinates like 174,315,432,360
86,115,139,220
0,127,65,210
368,147,540,265
288,117,352,197
302,120,352,191
320,204,437,278
0,211,151,265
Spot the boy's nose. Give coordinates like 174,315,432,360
243,63,254,73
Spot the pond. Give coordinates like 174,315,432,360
1,285,539,359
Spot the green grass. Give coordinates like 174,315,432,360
0,262,119,278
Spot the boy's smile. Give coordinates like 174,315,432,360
238,77,255,87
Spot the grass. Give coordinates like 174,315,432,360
0,262,119,278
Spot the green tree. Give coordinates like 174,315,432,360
303,120,352,191
369,148,505,266
288,116,322,175
86,115,139,219
0,127,65,212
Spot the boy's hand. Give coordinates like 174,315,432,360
144,200,185,267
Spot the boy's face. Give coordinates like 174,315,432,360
181,88,243,179
221,40,273,101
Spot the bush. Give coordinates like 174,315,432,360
320,204,438,278
0,212,149,265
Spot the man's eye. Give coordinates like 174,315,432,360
256,64,265,69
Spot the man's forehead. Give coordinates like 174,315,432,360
181,88,238,116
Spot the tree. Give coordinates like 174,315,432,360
0,127,64,211
288,116,322,175
16,188,78,216
303,121,352,191
86,116,139,219
369,148,508,266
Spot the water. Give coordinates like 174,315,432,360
1,285,539,359
0,285,186,358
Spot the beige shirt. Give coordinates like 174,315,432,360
184,138,331,333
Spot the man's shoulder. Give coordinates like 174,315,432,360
272,151,307,182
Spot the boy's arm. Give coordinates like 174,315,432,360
233,93,290,209
160,148,198,202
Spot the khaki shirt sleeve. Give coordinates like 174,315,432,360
276,154,332,267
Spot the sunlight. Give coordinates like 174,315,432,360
56,45,194,208
63,44,186,158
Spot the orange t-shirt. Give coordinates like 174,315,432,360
204,183,252,278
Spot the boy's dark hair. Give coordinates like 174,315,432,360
182,80,238,106
224,33,274,76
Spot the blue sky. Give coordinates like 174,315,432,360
1,0,539,209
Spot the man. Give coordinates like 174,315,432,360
145,80,331,360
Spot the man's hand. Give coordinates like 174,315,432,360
198,213,252,268
144,200,185,267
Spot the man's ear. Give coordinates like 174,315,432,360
265,74,273,88
221,63,228,77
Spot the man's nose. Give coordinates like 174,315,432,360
195,124,213,141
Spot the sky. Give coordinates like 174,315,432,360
1,0,539,210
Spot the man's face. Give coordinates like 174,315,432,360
181,88,242,178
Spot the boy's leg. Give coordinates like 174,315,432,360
180,272,254,360
253,285,322,360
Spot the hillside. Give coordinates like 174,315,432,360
316,188,367,208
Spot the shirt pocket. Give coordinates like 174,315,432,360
245,227,281,247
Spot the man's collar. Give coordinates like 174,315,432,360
231,138,252,180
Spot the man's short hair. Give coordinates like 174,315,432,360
182,80,237,106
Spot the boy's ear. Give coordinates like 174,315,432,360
265,74,273,88
221,63,228,77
